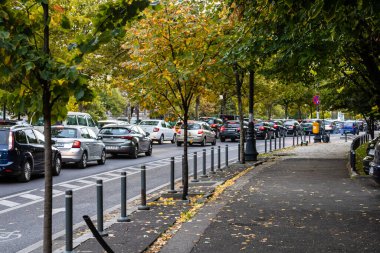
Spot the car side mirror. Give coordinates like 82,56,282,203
97,136,103,140
146,132,150,137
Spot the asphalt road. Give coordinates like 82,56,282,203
0,134,343,252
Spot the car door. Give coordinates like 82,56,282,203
135,126,149,151
79,128,95,160
163,121,174,141
24,129,44,172
87,128,103,159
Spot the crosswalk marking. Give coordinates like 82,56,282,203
0,199,19,207
59,183,79,189
76,179,95,185
20,194,43,201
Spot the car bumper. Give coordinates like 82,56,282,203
177,136,204,144
369,163,380,179
0,162,22,177
104,144,134,154
220,132,240,139
57,149,83,163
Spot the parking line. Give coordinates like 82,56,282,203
20,194,43,201
0,199,20,208
76,179,96,185
59,183,79,189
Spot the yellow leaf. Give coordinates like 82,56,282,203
4,56,10,65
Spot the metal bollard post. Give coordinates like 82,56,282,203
210,147,215,174
201,149,208,178
274,135,277,150
138,165,150,210
65,190,73,252
118,172,131,222
269,134,272,152
225,145,229,168
297,133,299,146
350,150,356,172
217,146,222,171
292,134,295,146
96,180,107,236
279,133,282,148
309,132,311,143
283,134,285,148
265,137,267,153
345,133,347,142
168,157,177,193
191,152,199,182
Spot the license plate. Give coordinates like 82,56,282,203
55,143,64,147
369,167,374,175
107,146,118,150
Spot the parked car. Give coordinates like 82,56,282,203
98,124,152,158
300,122,313,135
0,125,62,182
138,119,176,144
199,117,223,138
219,120,248,142
51,126,106,168
254,121,275,139
340,120,359,135
176,121,216,146
369,140,380,184
363,137,379,174
268,120,287,137
284,120,301,136
323,120,336,133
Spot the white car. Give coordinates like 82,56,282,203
176,121,216,146
138,119,176,144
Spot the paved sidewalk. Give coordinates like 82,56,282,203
161,139,380,253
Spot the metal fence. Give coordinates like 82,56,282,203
350,134,371,172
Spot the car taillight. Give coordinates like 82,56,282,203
220,126,225,132
8,132,14,150
259,126,265,131
121,136,133,140
274,124,278,129
72,140,81,148
198,130,204,134
211,124,217,128
237,127,241,132
153,127,159,132
178,130,182,134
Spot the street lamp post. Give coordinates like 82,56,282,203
245,70,258,161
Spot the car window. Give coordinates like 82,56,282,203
25,129,38,144
80,128,91,139
135,126,146,135
66,115,77,125
140,120,158,126
78,115,87,126
99,127,131,135
187,124,201,130
87,128,97,139
34,130,45,144
87,116,96,127
52,128,78,138
15,130,27,144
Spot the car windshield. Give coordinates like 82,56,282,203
344,122,355,127
52,128,78,138
139,120,158,126
187,124,201,130
255,122,264,127
284,121,295,126
225,122,240,128
0,130,8,144
99,127,131,135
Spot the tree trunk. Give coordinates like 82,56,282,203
233,63,245,164
182,108,189,200
195,95,200,119
284,104,289,119
220,92,227,115
42,3,53,252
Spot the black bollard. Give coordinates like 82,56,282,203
283,134,285,148
309,132,311,143
96,180,107,236
225,145,229,168
201,149,208,178
345,132,347,142
118,172,131,222
168,157,177,193
274,135,277,150
238,143,241,162
269,133,272,152
292,134,295,146
297,133,299,145
138,165,150,210
350,150,356,172
217,146,222,171
265,136,267,153
65,190,73,252
279,133,282,148
210,147,215,174
191,152,199,182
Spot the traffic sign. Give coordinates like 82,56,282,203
313,95,320,105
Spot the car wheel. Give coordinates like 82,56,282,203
231,137,236,142
78,152,88,169
171,134,176,144
212,138,216,146
158,135,164,144
52,155,62,176
130,145,138,159
176,141,182,147
18,160,32,182
220,136,225,142
97,149,106,165
145,143,152,156
201,138,206,146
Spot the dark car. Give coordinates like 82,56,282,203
219,120,247,142
340,121,359,135
268,120,287,137
300,122,313,135
369,140,380,184
0,125,62,182
363,137,379,174
254,121,275,139
199,117,223,138
284,120,301,136
98,124,152,159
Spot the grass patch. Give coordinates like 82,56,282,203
355,143,368,175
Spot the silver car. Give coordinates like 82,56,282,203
176,121,216,146
51,126,106,168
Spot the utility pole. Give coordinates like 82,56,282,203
245,69,258,161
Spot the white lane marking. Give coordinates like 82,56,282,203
59,183,79,189
104,172,123,178
125,167,141,171
38,208,65,218
0,199,20,208
20,194,43,201
76,179,95,185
